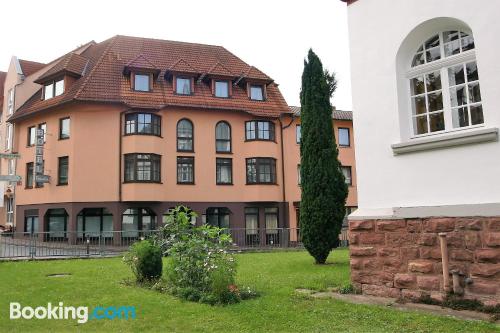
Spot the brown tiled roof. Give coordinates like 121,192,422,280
10,35,290,122
206,62,234,78
123,54,160,76
35,53,89,83
0,71,6,107
290,106,353,121
18,60,46,77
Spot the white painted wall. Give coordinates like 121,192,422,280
346,0,500,216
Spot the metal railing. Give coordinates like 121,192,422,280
0,228,348,259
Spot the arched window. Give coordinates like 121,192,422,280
408,30,482,136
177,119,193,152
122,208,156,238
215,121,231,153
77,208,113,239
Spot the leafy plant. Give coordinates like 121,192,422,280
339,284,355,294
123,240,163,283
153,205,196,255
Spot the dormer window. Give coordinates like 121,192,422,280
134,73,151,92
176,77,192,95
250,85,264,101
215,81,229,98
44,79,64,100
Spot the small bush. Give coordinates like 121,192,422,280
339,284,355,294
123,240,163,283
153,205,196,256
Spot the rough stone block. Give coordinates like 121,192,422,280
359,233,385,245
407,219,422,233
351,258,381,271
420,247,442,260
486,232,500,247
470,263,500,278
349,220,374,232
350,246,377,257
378,247,400,257
430,291,445,303
487,217,500,231
456,218,483,231
409,260,434,273
475,248,500,263
464,232,482,250
401,247,419,261
349,233,359,245
417,233,436,246
362,284,401,298
351,271,384,285
376,220,406,232
401,289,423,301
386,233,416,246
446,232,465,248
423,218,455,233
394,273,416,288
449,249,474,262
466,280,498,295
417,276,441,291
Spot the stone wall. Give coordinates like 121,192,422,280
349,217,500,305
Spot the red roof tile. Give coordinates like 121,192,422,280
206,62,234,78
35,53,89,83
123,54,160,76
18,60,45,77
10,35,290,122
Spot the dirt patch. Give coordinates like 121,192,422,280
46,273,72,278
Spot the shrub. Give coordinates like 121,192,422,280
339,284,355,294
123,240,163,283
153,205,196,256
165,223,241,304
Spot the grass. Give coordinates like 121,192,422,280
0,250,498,332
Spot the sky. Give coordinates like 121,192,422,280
0,0,352,110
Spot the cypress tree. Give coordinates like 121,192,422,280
299,49,348,264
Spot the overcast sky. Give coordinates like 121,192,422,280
0,0,352,110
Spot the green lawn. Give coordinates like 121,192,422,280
0,250,498,332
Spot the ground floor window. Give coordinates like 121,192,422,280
25,215,39,234
206,207,230,229
265,207,279,245
122,208,156,238
46,209,68,239
6,197,14,224
244,208,259,245
77,208,113,238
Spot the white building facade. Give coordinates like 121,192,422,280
344,0,499,304
347,0,500,218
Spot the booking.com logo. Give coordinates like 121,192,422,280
10,302,136,324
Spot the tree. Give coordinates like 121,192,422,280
299,49,348,264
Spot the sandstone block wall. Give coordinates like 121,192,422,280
349,217,500,305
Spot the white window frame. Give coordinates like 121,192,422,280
406,31,482,138
5,123,13,151
7,88,14,115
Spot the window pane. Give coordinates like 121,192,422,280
411,96,426,115
44,83,54,99
296,125,301,143
341,167,352,185
425,71,441,92
448,65,465,86
452,107,469,128
468,82,481,103
250,85,263,100
427,91,443,112
450,85,467,107
412,52,425,67
177,120,193,151
134,74,150,91
410,76,425,95
338,128,350,146
29,127,36,146
246,122,256,140
425,34,440,49
470,105,484,125
425,46,441,63
466,62,479,82
216,122,230,140
215,81,229,98
443,31,459,43
216,159,232,184
429,112,445,132
461,34,475,52
414,116,428,135
176,78,191,95
55,79,64,96
177,158,194,183
60,118,70,138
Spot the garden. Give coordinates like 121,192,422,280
0,207,498,332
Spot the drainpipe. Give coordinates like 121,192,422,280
279,114,295,228
438,232,451,293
